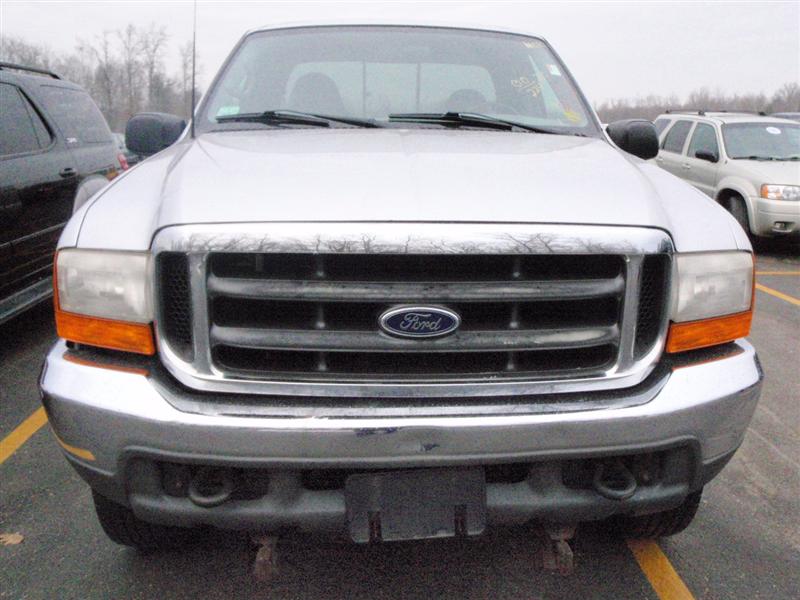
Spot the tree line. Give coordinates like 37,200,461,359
1,24,200,132
595,83,800,123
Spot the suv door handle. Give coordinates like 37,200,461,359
59,167,77,178
681,163,691,170
655,156,664,162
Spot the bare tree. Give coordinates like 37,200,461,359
179,40,201,117
117,24,142,119
140,23,169,107
1,29,200,128
78,32,119,126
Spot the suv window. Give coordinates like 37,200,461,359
37,85,112,145
687,123,719,158
661,120,693,153
0,83,51,156
654,118,670,135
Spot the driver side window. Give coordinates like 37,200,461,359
687,123,719,159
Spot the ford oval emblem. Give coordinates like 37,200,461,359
379,306,461,339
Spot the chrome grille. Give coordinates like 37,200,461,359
202,253,622,380
152,223,673,399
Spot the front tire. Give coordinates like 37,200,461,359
611,489,702,539
92,490,198,550
726,194,753,237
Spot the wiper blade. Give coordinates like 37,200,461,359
216,110,381,128
388,112,560,134
731,155,777,161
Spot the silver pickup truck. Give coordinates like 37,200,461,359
39,23,762,557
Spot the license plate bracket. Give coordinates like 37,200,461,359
345,467,486,543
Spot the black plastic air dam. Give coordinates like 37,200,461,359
123,448,697,535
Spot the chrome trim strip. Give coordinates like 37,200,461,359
210,323,617,352
155,223,672,255
152,223,673,398
207,274,625,302
618,255,643,371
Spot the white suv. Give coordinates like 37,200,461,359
653,111,800,239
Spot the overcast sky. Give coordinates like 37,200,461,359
2,1,798,103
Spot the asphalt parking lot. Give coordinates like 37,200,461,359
1,242,798,600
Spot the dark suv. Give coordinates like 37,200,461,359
0,62,125,324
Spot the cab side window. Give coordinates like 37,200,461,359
687,123,719,159
661,120,693,154
0,83,51,156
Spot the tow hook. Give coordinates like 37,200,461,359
592,459,637,501
187,467,234,508
542,523,577,575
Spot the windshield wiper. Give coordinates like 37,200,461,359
388,112,562,134
216,110,381,128
731,155,778,161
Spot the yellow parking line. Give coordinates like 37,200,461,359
756,271,800,276
755,283,800,307
627,539,696,600
0,407,48,465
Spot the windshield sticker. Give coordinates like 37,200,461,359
563,108,582,124
523,40,544,49
547,64,562,77
216,105,241,117
511,76,541,98
765,126,782,135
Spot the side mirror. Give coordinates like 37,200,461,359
125,112,186,156
695,150,719,163
605,119,660,160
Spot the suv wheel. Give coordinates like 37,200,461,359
92,491,198,550
727,195,752,237
610,489,702,538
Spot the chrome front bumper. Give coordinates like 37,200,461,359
40,340,762,528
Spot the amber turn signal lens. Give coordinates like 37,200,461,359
666,311,753,354
55,309,156,355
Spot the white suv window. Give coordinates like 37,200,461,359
661,120,693,154
687,123,719,159
654,118,671,136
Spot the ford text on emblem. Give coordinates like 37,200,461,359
379,306,461,338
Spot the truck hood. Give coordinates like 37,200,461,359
157,129,668,226
70,128,745,252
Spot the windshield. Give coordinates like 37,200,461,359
199,26,599,136
722,122,800,159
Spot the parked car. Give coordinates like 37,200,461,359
0,62,126,324
771,112,800,122
113,132,140,168
40,24,761,568
653,111,799,238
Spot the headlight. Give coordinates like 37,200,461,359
55,249,155,355
667,251,754,353
761,184,800,201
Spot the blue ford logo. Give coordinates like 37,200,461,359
379,306,461,338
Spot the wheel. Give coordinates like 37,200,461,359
92,490,198,550
610,489,702,539
726,195,752,237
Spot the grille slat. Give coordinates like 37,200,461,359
206,274,624,303
210,324,620,353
